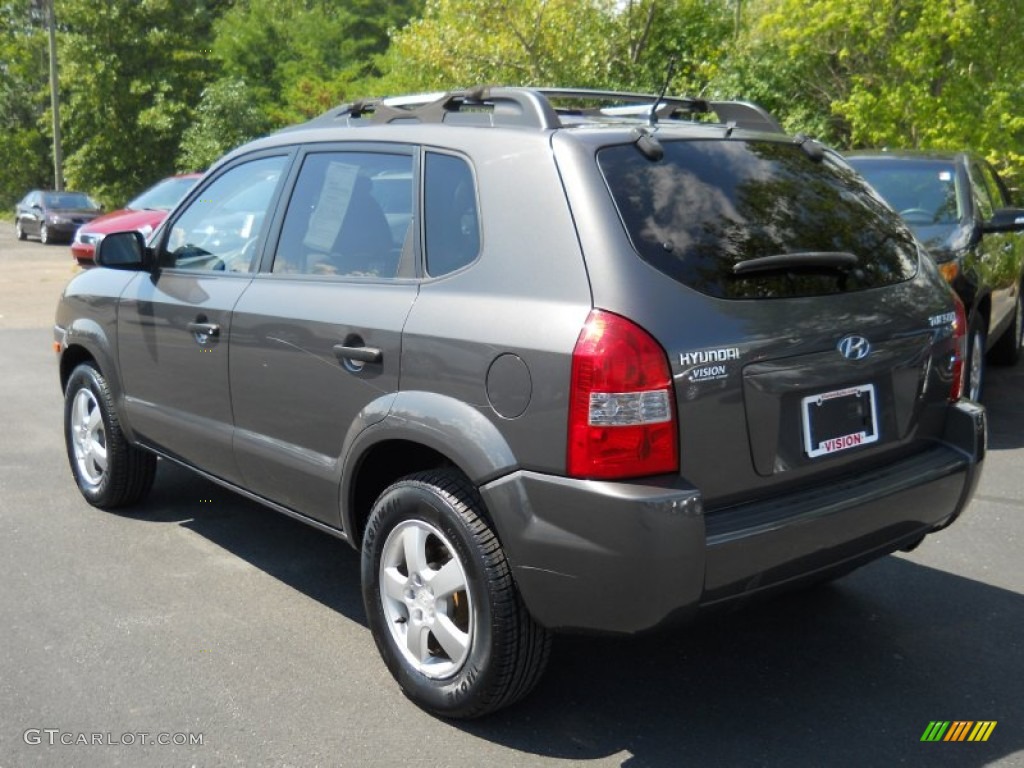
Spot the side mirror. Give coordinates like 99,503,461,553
983,208,1024,234
96,231,153,270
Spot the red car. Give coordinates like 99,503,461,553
71,173,202,264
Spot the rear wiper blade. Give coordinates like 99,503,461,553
732,251,858,276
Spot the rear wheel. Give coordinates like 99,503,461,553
990,291,1022,366
64,363,156,508
361,469,551,718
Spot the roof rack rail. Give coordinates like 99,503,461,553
536,88,783,133
301,86,783,134
304,87,562,130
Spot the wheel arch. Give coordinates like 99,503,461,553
58,322,137,442
340,390,518,547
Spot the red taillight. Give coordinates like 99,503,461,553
949,292,967,401
567,310,679,479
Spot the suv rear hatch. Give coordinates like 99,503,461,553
576,135,963,509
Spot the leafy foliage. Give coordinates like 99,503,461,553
54,0,225,206
177,78,273,172
0,0,51,211
2,0,1023,209
373,0,732,96
208,0,422,127
711,0,1024,189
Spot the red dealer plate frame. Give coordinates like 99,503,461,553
801,383,879,458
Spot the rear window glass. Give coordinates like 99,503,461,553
598,140,919,299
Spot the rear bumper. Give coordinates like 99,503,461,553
480,400,985,633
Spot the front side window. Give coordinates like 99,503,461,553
977,162,1009,213
272,151,413,277
600,140,920,299
967,162,995,221
163,155,286,272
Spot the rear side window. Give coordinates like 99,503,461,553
599,140,919,299
424,152,479,276
272,151,413,277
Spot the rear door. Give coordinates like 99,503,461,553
229,146,419,525
116,153,290,482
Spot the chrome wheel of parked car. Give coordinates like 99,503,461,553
63,364,156,508
966,322,986,401
362,469,550,718
39,222,50,244
15,219,26,240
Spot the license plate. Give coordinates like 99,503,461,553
801,384,879,458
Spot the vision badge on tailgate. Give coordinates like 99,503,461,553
678,347,740,383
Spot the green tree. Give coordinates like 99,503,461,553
372,0,732,97
208,0,423,127
56,0,224,206
713,0,1024,187
177,78,273,171
0,0,51,211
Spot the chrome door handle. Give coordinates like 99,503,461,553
332,344,382,363
187,321,220,337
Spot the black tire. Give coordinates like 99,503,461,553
361,469,551,718
989,291,1022,366
15,219,26,240
39,222,51,245
965,317,986,401
63,363,156,508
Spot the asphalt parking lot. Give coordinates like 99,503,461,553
1,225,1022,768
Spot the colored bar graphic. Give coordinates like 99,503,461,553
969,722,997,742
921,721,996,742
945,722,972,741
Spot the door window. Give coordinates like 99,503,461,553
272,151,414,277
162,155,287,272
967,162,995,221
424,152,480,276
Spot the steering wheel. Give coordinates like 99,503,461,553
224,236,260,272
898,207,934,224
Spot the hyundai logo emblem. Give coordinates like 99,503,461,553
837,335,871,361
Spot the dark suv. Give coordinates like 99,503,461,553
56,88,984,718
846,150,1024,399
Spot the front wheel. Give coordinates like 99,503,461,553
15,219,26,240
64,363,156,508
361,469,551,718
39,222,51,245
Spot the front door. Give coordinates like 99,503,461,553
116,153,290,482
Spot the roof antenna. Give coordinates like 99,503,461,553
649,55,679,128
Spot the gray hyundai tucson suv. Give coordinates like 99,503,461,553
55,87,985,718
